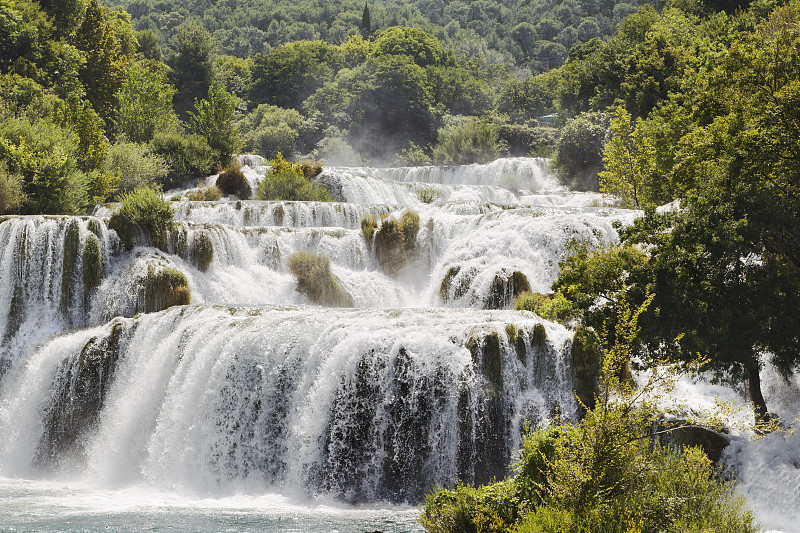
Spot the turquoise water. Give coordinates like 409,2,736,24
0,478,424,532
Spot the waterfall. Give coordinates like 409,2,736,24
0,306,574,503
0,157,628,508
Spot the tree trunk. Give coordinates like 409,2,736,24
747,366,771,432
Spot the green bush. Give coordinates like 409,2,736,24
149,132,217,189
255,153,332,201
143,266,190,313
103,142,170,197
432,118,507,165
374,210,420,275
186,185,222,201
416,186,440,204
288,251,353,307
0,162,26,214
361,214,378,246
216,165,252,199
514,291,577,323
190,230,214,271
108,187,175,249
553,112,609,192
0,118,89,214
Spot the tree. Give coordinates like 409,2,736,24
361,3,371,36
248,40,340,109
72,0,126,122
370,27,448,68
168,20,214,120
114,60,178,143
599,107,656,208
187,85,242,166
554,111,609,191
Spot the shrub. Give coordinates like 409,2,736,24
82,233,104,293
416,186,440,204
374,211,420,275
288,251,353,307
0,162,25,214
553,111,609,192
103,142,170,197
514,291,577,323
108,187,175,249
255,153,332,202
186,185,222,201
297,160,324,179
361,214,378,246
0,117,89,214
432,118,506,165
150,131,217,189
216,165,251,199
396,142,431,166
143,266,190,313
190,230,214,271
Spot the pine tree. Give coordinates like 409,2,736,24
361,3,371,36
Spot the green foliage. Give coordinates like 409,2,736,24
109,187,175,248
168,20,214,120
190,230,213,271
514,291,577,323
553,111,609,192
82,233,103,293
114,60,178,143
143,265,190,312
255,153,332,201
136,29,162,61
0,117,89,214
186,185,222,201
287,251,353,307
374,211,420,275
73,0,127,122
432,118,506,165
238,104,305,159
215,164,251,199
249,40,341,109
0,161,25,214
416,186,440,204
396,142,431,166
103,142,169,197
187,85,243,167
360,214,377,246
371,26,447,68
149,132,217,189
599,107,657,208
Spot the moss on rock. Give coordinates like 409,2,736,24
190,230,214,271
400,210,420,251
288,251,353,307
361,214,377,247
486,270,531,309
572,325,601,412
82,233,103,294
60,219,81,314
143,266,191,313
468,331,503,391
532,323,547,348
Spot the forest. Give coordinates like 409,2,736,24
1,0,799,530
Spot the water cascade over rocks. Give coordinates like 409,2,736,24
0,158,635,507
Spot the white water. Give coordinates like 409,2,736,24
1,157,798,531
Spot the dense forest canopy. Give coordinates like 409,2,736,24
106,0,642,73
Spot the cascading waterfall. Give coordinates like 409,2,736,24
0,306,573,503
0,157,796,531
0,157,664,529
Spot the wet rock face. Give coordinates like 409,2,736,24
656,421,732,465
486,270,530,309
36,320,128,467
